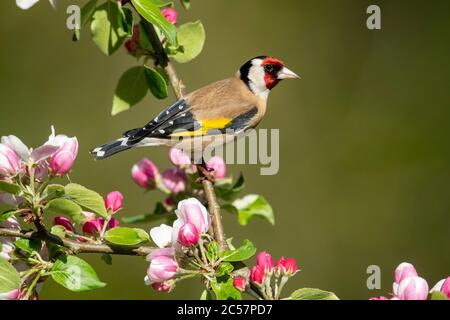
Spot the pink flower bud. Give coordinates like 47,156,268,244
105,191,123,213
0,144,21,176
53,216,74,232
207,156,227,179
151,282,172,293
394,262,418,284
147,255,178,283
250,265,265,284
442,277,450,298
108,218,119,229
169,148,191,167
49,137,78,176
131,159,159,189
276,256,298,275
124,25,140,56
82,219,103,235
256,251,274,271
177,223,199,247
0,289,20,300
162,168,187,193
177,198,211,234
397,276,429,300
369,296,389,300
161,8,177,25
233,276,248,292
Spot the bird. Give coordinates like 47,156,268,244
91,56,300,164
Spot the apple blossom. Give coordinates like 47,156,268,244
105,191,123,213
131,159,159,189
16,0,56,10
168,148,196,173
276,256,298,276
49,136,78,176
82,219,103,235
257,251,274,271
207,156,227,179
53,216,74,232
430,276,450,299
393,262,418,295
161,8,177,25
171,198,211,245
233,276,248,292
397,276,429,300
162,168,187,193
0,143,21,176
150,224,173,248
177,223,199,247
151,282,172,293
147,255,178,283
250,265,265,284
0,289,20,300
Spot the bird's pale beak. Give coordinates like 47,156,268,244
277,67,301,79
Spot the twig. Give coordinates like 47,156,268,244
0,228,154,256
142,18,228,251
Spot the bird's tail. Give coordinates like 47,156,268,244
90,136,166,160
90,137,134,160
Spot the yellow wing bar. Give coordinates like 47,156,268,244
170,118,231,137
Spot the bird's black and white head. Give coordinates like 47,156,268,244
239,56,300,99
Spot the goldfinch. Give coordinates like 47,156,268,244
91,56,300,161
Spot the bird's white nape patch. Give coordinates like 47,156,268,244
248,58,269,100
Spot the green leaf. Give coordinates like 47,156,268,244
118,6,134,37
64,183,108,218
206,241,218,263
131,0,177,46
44,198,84,224
46,184,65,200
172,20,205,63
231,194,275,226
0,258,21,294
51,255,106,292
105,227,150,245
51,225,67,238
215,174,244,201
122,202,166,224
200,289,213,300
180,0,190,10
144,66,168,99
138,20,154,51
81,0,98,27
112,66,148,115
430,291,448,300
101,254,113,265
14,239,42,255
211,276,241,300
0,209,17,223
90,1,128,55
219,239,256,262
216,262,234,277
0,181,21,195
290,288,339,300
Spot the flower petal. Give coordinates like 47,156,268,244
16,0,40,10
30,144,59,162
1,135,29,160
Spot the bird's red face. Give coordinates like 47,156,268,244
240,56,300,99
261,57,285,89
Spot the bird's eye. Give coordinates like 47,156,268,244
264,64,274,73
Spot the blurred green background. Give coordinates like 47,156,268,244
1,0,449,299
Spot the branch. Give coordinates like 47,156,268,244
143,19,228,251
0,228,155,256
